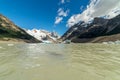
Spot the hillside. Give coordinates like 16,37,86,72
61,14,120,43
0,14,41,43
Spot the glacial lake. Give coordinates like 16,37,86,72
0,43,120,80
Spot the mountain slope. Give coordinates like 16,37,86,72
26,29,59,43
61,14,120,43
0,14,41,43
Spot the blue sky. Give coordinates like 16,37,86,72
0,0,89,35
0,0,119,35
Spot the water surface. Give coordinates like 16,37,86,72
0,43,120,80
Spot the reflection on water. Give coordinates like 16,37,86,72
0,43,120,80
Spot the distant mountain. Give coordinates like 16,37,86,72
26,29,60,43
61,14,120,43
0,14,41,43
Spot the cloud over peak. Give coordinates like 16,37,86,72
55,17,63,24
55,8,69,25
67,0,120,27
60,0,70,4
58,8,69,17
55,0,71,26
54,0,71,25
61,0,65,4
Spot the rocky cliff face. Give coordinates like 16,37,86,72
61,21,87,41
61,14,120,43
0,14,41,43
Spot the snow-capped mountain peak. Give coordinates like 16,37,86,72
25,29,60,43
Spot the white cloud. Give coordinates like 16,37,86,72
60,0,70,4
80,6,84,11
58,8,69,17
55,17,63,24
67,0,120,27
54,0,70,25
55,8,69,25
61,0,65,4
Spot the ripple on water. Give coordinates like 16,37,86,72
7,44,14,47
0,68,14,77
0,46,3,49
24,63,41,69
0,44,120,80
0,62,15,78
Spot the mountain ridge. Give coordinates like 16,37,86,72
61,14,120,43
0,14,41,43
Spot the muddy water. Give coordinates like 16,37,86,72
0,43,120,80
